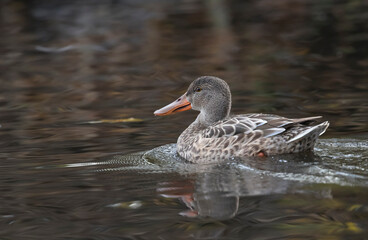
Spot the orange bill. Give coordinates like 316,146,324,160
154,93,192,116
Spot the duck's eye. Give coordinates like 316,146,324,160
195,87,202,92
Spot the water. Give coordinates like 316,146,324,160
0,0,368,239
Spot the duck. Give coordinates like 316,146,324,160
154,76,329,163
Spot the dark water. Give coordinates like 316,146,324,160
1,0,368,239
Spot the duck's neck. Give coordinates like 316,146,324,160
177,96,231,153
178,100,230,148
194,97,231,129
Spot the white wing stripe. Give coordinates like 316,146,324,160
262,128,285,137
287,125,319,143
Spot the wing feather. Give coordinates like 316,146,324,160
201,115,324,140
202,116,282,138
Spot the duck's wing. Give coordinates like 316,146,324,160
202,115,323,139
201,116,280,138
245,114,322,127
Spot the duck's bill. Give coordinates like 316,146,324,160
154,93,192,116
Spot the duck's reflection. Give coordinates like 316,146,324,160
158,178,239,219
157,153,332,220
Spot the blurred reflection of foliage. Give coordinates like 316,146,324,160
0,0,367,158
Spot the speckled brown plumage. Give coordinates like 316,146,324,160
155,76,329,163
177,113,329,163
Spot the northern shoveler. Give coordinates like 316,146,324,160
154,76,329,163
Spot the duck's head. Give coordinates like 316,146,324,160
154,76,232,126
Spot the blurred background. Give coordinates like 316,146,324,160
0,0,368,150
1,0,367,155
1,1,368,239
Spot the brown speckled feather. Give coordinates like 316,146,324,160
178,113,329,163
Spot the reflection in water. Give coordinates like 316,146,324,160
155,153,337,220
158,178,240,220
157,169,334,220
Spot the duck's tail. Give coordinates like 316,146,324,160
287,121,330,144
